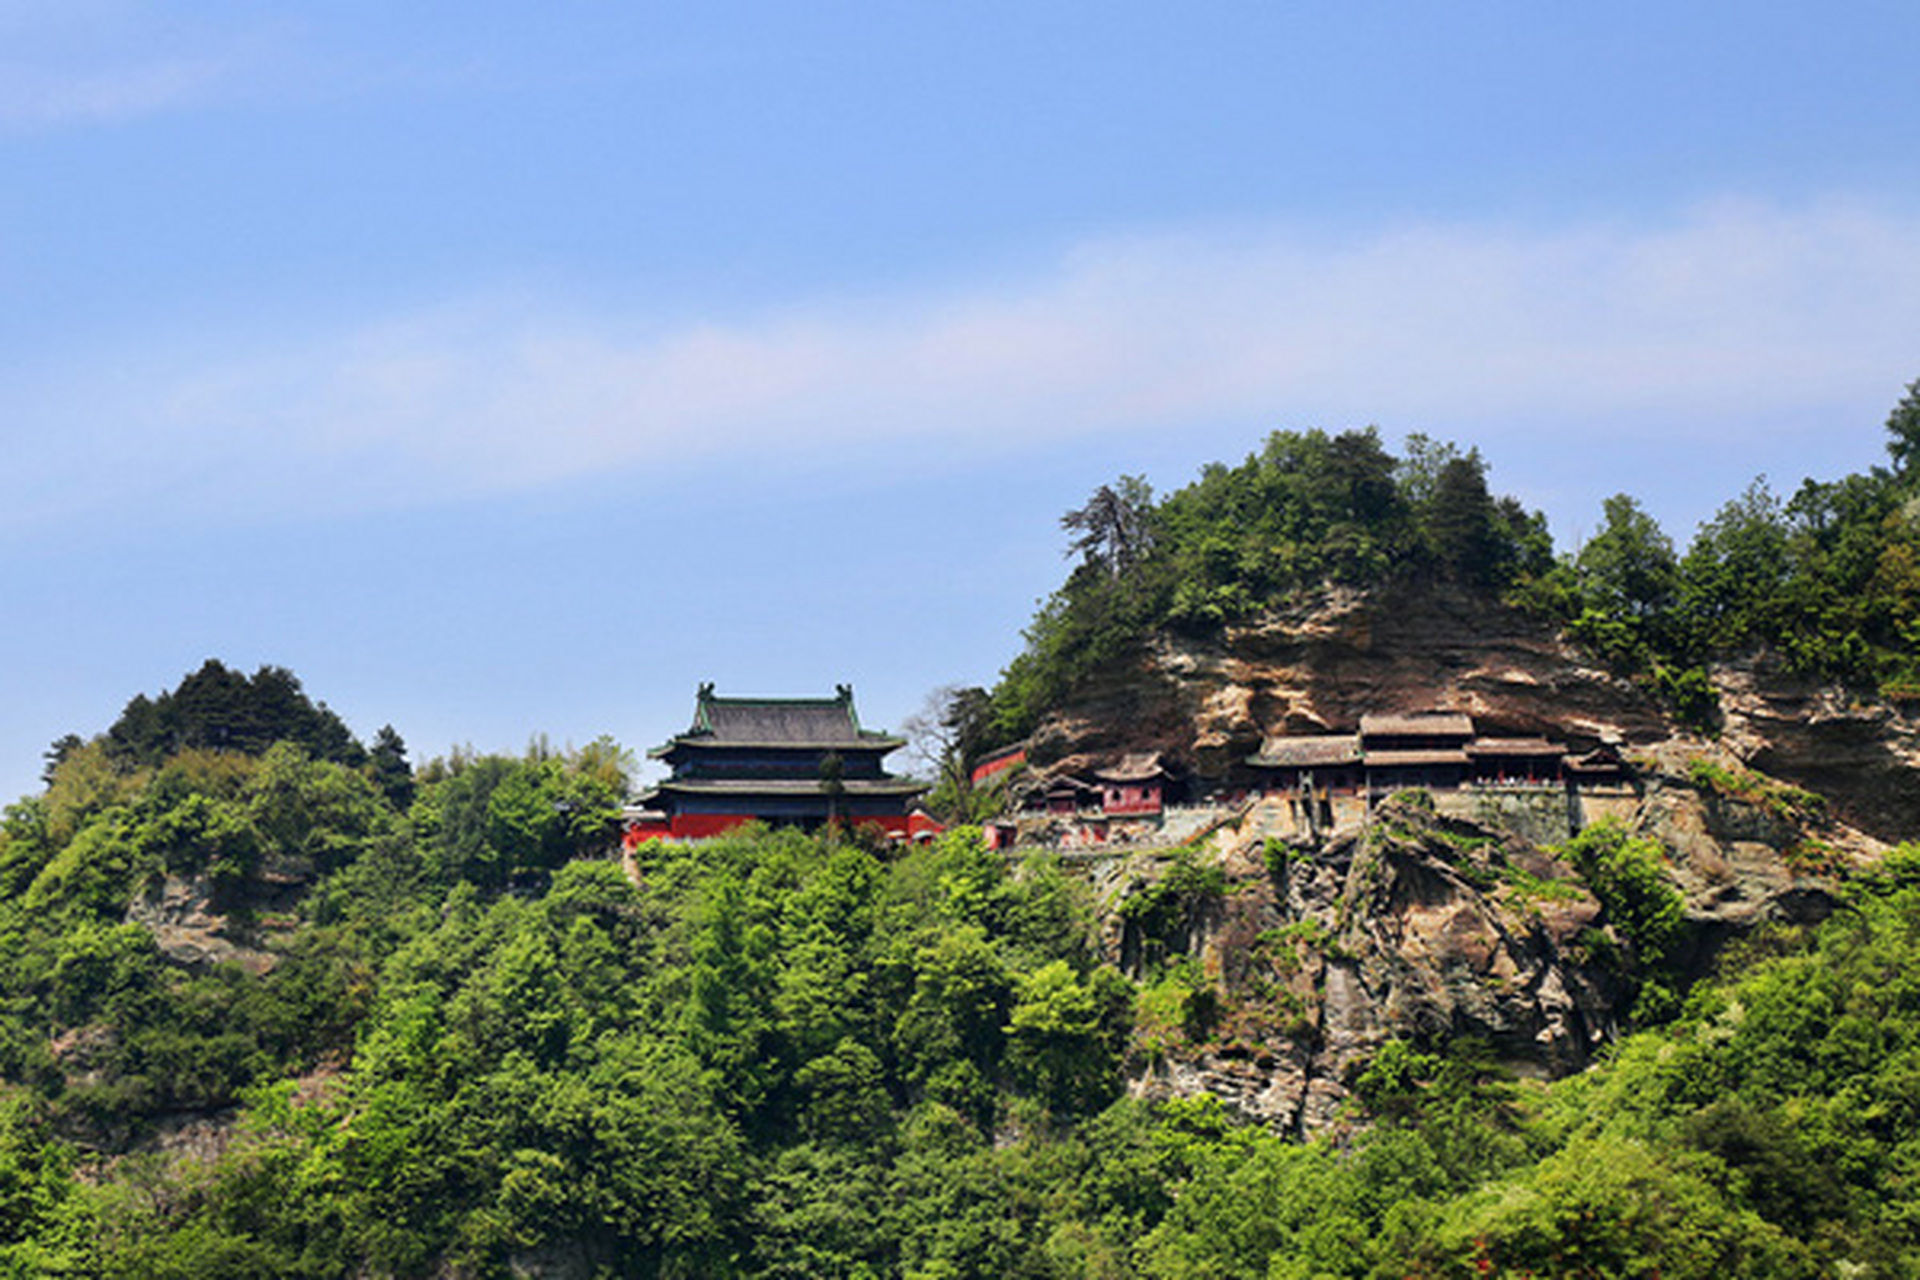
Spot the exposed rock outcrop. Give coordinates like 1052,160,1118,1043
124,874,279,975
1108,749,1859,1135
1713,652,1920,842
1027,583,1919,846
121,855,314,976
1119,799,1626,1135
1031,583,1673,782
1022,582,1913,1133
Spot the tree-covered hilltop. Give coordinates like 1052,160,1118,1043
48,660,377,777
0,681,632,1161
989,385,1920,743
0,671,1145,1275
990,429,1553,742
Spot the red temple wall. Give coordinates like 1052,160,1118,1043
624,812,929,847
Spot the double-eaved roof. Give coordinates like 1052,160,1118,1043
650,682,905,758
651,777,925,797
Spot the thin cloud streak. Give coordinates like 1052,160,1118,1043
0,1,278,129
0,56,229,128
15,200,1920,525
0,5,411,132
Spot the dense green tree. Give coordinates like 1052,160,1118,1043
39,734,83,788
1682,477,1792,650
1062,475,1155,580
102,661,366,769
1887,376,1920,477
366,724,414,811
1005,960,1130,1115
1546,384,1920,698
1393,431,1466,512
1424,454,1503,582
1576,493,1679,624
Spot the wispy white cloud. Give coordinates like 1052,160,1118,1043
0,56,230,128
0,3,311,130
14,200,1920,527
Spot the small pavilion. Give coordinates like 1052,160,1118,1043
1094,752,1176,815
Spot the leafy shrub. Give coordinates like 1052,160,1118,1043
1559,819,1686,977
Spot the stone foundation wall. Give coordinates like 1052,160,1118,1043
1433,788,1579,846
1009,784,1642,853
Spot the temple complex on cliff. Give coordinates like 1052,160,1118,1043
625,684,932,842
995,710,1633,851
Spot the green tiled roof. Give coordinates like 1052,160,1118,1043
650,683,905,758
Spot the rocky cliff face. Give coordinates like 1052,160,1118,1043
1029,581,1920,841
1111,781,1850,1136
1114,798,1619,1136
1713,652,1920,843
124,873,283,975
1030,583,1910,1132
1030,582,1672,782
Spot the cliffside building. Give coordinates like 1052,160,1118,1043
1249,711,1618,796
1243,733,1362,792
1094,752,1176,816
628,684,929,841
1034,774,1104,815
1355,712,1474,790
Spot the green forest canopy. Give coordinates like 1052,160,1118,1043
1,687,1918,1274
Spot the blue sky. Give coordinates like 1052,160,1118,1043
7,2,1920,801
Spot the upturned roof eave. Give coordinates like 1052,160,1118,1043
653,733,905,754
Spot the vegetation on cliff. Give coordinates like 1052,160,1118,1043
3,729,1920,1274
991,382,1920,742
990,428,1553,742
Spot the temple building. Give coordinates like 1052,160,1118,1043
627,684,929,841
1563,743,1631,786
1244,733,1363,792
1014,751,1183,819
1466,736,1568,785
1248,711,1622,796
1031,773,1104,816
1355,712,1475,790
1094,752,1176,816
